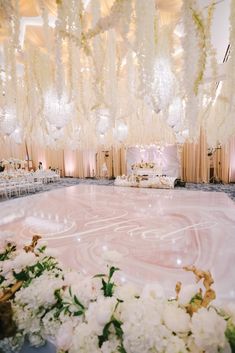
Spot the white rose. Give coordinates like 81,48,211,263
163,301,190,333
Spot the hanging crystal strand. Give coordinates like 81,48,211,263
91,0,105,107
182,0,200,140
54,31,64,100
104,29,117,126
54,2,66,100
38,0,52,57
66,0,83,102
11,0,20,51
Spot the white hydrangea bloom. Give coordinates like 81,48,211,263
63,276,102,308
55,321,74,351
70,323,101,353
12,252,38,273
178,284,199,305
223,302,235,322
100,337,120,353
141,282,165,300
42,309,61,338
114,283,140,301
85,297,117,335
1,252,36,276
165,335,188,353
14,272,64,309
191,307,227,353
163,301,190,334
121,298,170,353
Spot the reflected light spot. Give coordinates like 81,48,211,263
176,258,182,265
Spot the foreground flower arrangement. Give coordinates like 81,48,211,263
0,236,235,353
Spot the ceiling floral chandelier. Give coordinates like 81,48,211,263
44,90,74,130
0,0,233,149
0,105,17,137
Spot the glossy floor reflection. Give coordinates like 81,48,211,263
1,184,235,302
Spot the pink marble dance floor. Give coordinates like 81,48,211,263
0,184,235,302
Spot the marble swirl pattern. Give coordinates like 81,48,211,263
0,184,235,302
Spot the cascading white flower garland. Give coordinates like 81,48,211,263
135,0,156,102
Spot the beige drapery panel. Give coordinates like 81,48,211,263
229,136,235,182
0,138,26,160
181,131,209,183
0,137,234,182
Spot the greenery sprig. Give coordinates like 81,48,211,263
13,256,62,288
0,243,17,262
94,266,120,297
53,287,85,319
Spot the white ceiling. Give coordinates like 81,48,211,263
201,0,230,63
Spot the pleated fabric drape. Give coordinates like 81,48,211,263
0,136,234,182
181,131,209,183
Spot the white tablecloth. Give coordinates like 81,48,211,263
115,176,177,189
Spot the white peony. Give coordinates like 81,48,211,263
163,301,190,333
70,323,101,353
191,307,227,352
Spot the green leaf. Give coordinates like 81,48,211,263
112,318,123,339
37,245,46,253
0,274,5,284
54,289,62,302
108,267,120,281
93,273,106,278
118,344,127,353
0,244,17,261
225,321,235,353
105,282,115,297
73,310,84,316
13,270,29,281
73,295,85,309
98,321,112,348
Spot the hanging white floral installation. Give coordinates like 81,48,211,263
0,0,232,150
